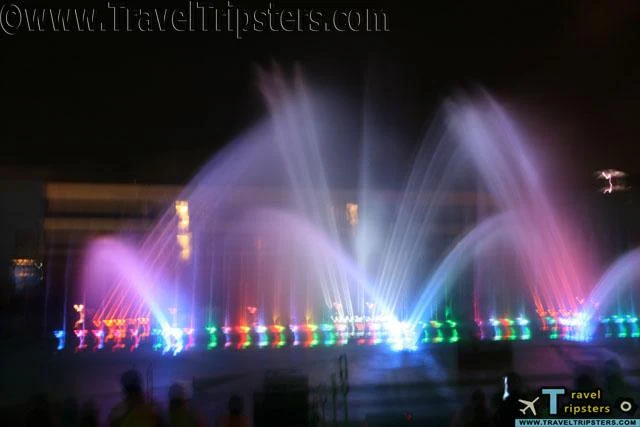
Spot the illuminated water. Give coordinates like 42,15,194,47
70,72,637,352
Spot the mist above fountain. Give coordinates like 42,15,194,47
72,70,636,352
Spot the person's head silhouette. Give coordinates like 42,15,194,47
120,369,143,398
228,394,244,416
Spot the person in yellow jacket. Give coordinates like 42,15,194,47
108,369,163,427
167,383,205,427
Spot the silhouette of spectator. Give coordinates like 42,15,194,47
574,367,598,391
61,396,79,427
603,359,637,404
167,382,204,427
493,372,527,427
108,369,161,427
451,389,491,427
25,393,55,427
216,394,251,427
79,401,99,427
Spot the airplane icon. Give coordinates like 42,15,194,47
519,397,540,416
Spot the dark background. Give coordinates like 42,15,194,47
1,0,638,186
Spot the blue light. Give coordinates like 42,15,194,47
162,327,185,356
53,330,65,351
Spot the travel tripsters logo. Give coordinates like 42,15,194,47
515,387,639,426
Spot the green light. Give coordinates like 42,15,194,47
449,328,459,343
618,326,628,338
627,316,640,338
206,326,218,350
613,316,627,338
445,319,459,344
308,331,318,347
433,329,444,343
422,331,429,344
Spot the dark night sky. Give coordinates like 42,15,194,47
0,0,638,186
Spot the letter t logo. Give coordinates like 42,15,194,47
541,388,565,415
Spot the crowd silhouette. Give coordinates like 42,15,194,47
15,368,251,427
7,358,639,426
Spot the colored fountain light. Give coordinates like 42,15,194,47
129,328,141,351
74,329,88,352
300,324,320,347
489,318,502,341
112,320,127,351
290,324,301,346
205,326,218,349
255,325,269,348
516,316,531,340
428,320,445,343
386,320,418,352
268,325,286,348
596,169,628,194
446,320,460,343
596,314,640,340
151,328,163,351
183,328,196,350
627,316,640,338
484,316,531,341
65,73,640,356
73,304,85,330
53,330,65,351
92,329,105,351
419,319,460,344
162,327,185,356
223,326,252,349
320,323,334,332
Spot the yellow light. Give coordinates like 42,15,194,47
346,203,359,226
177,233,191,245
177,233,192,260
175,200,189,216
175,200,191,261
178,217,189,230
